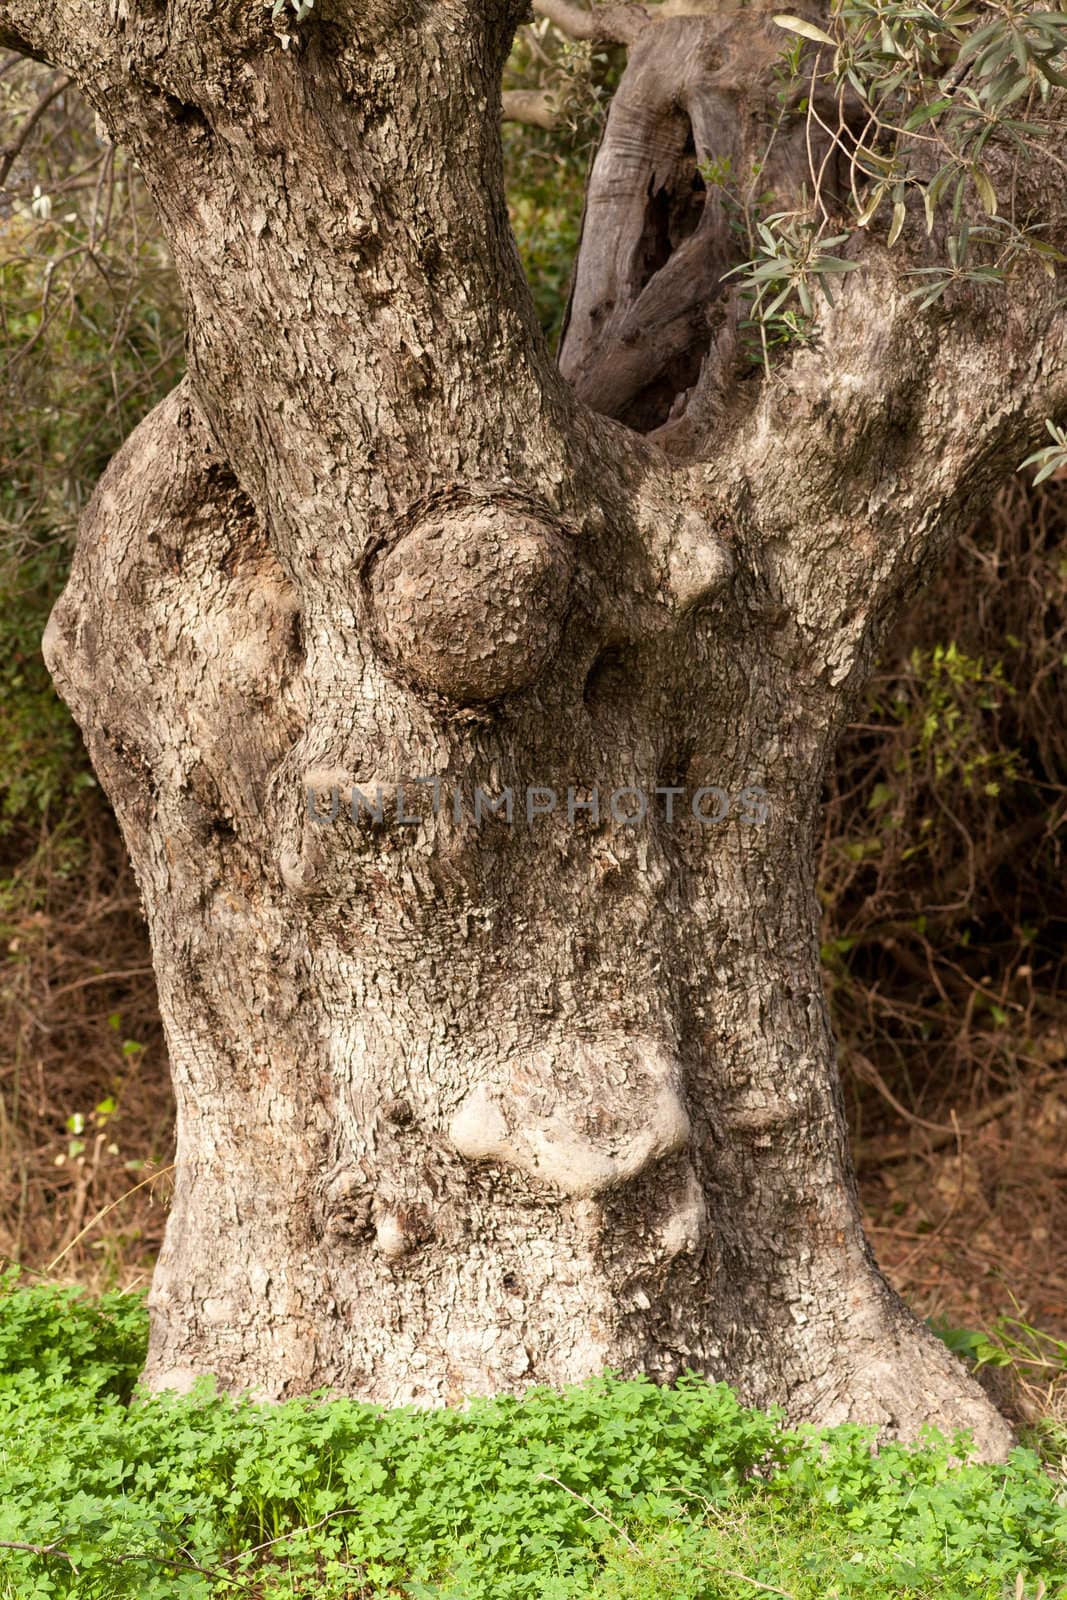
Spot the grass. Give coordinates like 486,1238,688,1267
0,1272,1065,1599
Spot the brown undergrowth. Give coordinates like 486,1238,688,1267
0,801,170,1289
823,475,1067,1362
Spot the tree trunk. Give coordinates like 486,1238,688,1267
6,0,1065,1455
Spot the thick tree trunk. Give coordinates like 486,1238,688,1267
41,372,1011,1452
7,0,1065,1455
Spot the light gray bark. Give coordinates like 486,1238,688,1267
5,0,1065,1454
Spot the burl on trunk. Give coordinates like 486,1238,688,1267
2,0,1061,1456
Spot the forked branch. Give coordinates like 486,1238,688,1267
501,88,559,129
533,0,652,46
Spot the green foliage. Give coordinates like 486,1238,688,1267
598,1421,1067,1598
502,20,619,348
0,542,91,842
0,197,182,540
0,1275,1065,1600
265,0,313,23
1021,419,1067,483
0,71,184,862
934,1313,1067,1383
722,211,861,365
698,152,832,368
818,476,1066,1092
0,1267,148,1403
504,124,588,349
727,0,1067,358
901,641,1022,791
825,638,1024,876
902,216,1015,307
933,1317,1067,1479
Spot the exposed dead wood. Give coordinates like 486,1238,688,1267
557,9,842,431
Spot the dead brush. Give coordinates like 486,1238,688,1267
0,790,172,1288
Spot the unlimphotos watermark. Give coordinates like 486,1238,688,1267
305,778,770,828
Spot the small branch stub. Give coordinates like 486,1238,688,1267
367,500,575,703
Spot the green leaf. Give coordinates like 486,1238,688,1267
811,254,859,272
1035,56,1067,86
972,165,997,215
887,199,906,246
923,185,937,234
763,283,796,316
904,97,954,129
772,13,835,45
856,185,887,227
1019,419,1067,480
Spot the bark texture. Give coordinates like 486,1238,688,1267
4,0,1065,1453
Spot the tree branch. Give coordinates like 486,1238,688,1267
0,0,119,75
533,0,652,45
558,8,800,431
0,69,70,188
713,246,1067,695
0,21,54,65
501,88,558,129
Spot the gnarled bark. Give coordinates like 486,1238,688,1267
7,0,1065,1454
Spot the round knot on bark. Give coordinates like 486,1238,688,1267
367,500,574,702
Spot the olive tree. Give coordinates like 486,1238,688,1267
3,0,1065,1455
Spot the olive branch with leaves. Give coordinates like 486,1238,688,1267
716,0,1067,474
